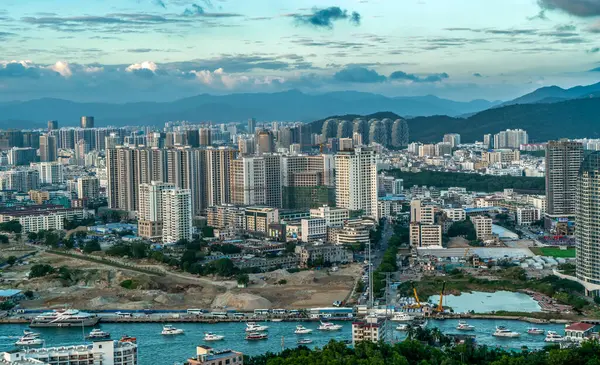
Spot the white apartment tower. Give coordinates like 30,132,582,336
34,162,64,185
335,147,378,220
138,182,192,243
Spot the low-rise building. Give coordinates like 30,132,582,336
443,208,466,222
185,346,243,365
295,243,353,267
206,204,245,230
301,218,327,242
0,205,88,233
516,207,541,225
309,205,349,227
244,206,279,234
352,315,386,345
233,255,299,271
1,339,137,365
564,322,595,342
471,215,493,240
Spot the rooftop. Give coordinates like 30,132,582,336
566,322,595,332
0,289,21,297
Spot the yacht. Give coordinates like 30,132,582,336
493,326,520,338
86,329,111,339
545,331,565,343
411,319,428,329
245,332,268,340
245,322,269,332
161,325,184,335
456,321,475,331
15,331,43,346
318,321,342,331
297,338,313,345
527,327,545,335
203,332,225,341
30,309,99,328
294,325,313,334
391,312,414,322
395,324,408,331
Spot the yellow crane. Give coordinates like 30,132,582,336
436,282,446,313
411,282,422,309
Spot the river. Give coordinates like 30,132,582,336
0,319,567,364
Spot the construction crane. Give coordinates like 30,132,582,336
411,282,422,309
436,282,446,313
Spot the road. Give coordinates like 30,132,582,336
358,220,395,306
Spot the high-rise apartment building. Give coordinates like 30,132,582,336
205,147,236,207
281,154,335,209
33,162,64,185
248,118,256,133
80,116,94,129
443,133,461,148
483,134,491,148
47,120,58,131
493,129,528,149
199,128,212,146
230,155,281,207
576,152,600,290
0,169,39,192
138,182,192,243
256,129,275,154
546,140,584,219
77,176,100,200
335,147,378,219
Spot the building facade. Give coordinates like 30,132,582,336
335,148,378,219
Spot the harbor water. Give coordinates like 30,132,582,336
0,319,567,364
428,291,542,313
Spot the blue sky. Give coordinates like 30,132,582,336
1,0,600,102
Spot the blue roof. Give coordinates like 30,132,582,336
0,289,22,297
379,196,407,202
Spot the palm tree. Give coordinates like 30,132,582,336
406,324,416,340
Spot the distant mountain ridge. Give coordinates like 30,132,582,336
502,81,600,106
0,90,498,128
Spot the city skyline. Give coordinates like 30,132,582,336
2,0,600,102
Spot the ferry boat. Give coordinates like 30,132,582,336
203,332,225,341
493,326,520,338
246,322,269,332
245,332,268,340
527,327,545,335
318,321,342,331
456,321,475,331
545,331,565,343
391,312,414,322
395,324,408,331
161,325,184,335
297,338,313,345
294,325,313,334
15,331,43,346
86,329,111,339
30,309,99,328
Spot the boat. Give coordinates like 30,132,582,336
391,312,414,322
318,321,342,331
411,319,428,329
297,338,313,345
545,331,565,343
203,332,225,341
395,324,408,331
161,325,184,335
527,327,545,335
271,318,283,322
246,322,269,332
119,336,137,343
30,309,99,328
456,321,475,331
294,325,313,334
15,332,43,346
86,329,111,339
23,330,37,337
245,332,268,340
493,326,520,338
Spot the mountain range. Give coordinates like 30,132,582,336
501,81,600,106
0,90,500,128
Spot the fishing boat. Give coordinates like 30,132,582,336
297,338,313,345
15,332,43,346
294,325,313,334
86,329,111,339
545,331,565,343
161,325,184,335
203,332,225,341
527,327,545,335
246,332,268,340
493,326,520,338
391,312,414,322
246,322,269,332
318,321,342,331
456,321,475,331
395,324,408,331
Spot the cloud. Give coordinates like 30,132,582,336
537,0,600,17
182,4,242,17
389,71,450,83
48,61,72,77
333,67,386,83
292,7,361,29
153,0,167,8
589,67,600,71
0,61,40,79
473,73,483,77
588,47,600,53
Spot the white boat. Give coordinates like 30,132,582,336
161,325,184,335
456,321,475,331
245,332,268,340
318,321,342,331
527,327,545,335
493,326,520,338
294,325,313,334
86,329,111,339
246,322,269,332
545,331,565,343
15,332,43,346
411,319,428,329
203,332,224,341
297,338,313,345
395,324,408,331
30,309,99,328
391,312,414,322
271,318,283,322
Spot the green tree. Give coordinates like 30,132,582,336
23,290,34,299
209,258,236,277
29,264,55,278
448,219,477,241
0,220,22,233
27,232,38,241
237,273,250,286
6,256,17,266
83,240,102,254
0,234,9,244
201,226,215,238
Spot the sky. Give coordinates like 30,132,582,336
2,0,600,102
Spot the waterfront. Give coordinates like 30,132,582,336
0,319,567,364
428,291,542,313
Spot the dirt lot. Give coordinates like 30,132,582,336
1,250,362,311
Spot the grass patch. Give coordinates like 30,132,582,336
530,247,576,258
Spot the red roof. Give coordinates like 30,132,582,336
566,323,594,332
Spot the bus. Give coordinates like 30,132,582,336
186,309,205,315
272,309,287,315
253,309,270,316
115,312,133,318
209,311,228,319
